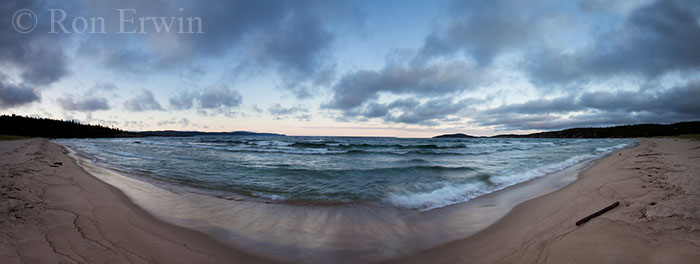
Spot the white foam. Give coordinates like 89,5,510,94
251,192,287,201
386,181,492,211
254,140,293,147
227,147,346,155
595,143,629,153
386,153,599,211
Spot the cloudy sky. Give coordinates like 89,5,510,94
1,0,699,137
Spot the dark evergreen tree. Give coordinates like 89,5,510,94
0,115,135,138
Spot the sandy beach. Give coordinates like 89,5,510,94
2,137,699,263
392,138,700,263
0,138,271,263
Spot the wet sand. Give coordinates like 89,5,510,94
391,138,700,263
0,138,271,263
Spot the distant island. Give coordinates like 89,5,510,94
433,133,477,139
433,121,700,139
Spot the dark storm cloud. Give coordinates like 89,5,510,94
325,0,555,124
56,81,115,112
384,98,472,125
328,0,700,129
16,44,69,87
579,0,655,14
169,85,242,110
578,84,700,115
0,75,40,108
484,83,700,116
169,90,196,110
1,0,71,108
123,90,163,111
483,96,581,115
199,85,242,109
1,1,70,85
416,0,700,84
404,0,700,91
193,0,363,87
236,4,343,98
475,82,700,130
336,97,477,126
57,95,110,111
327,61,479,111
527,0,700,84
76,0,363,97
418,0,564,65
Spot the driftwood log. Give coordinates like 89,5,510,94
575,201,620,226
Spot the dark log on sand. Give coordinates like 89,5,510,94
576,201,620,226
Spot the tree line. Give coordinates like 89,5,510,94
491,121,700,138
0,115,135,138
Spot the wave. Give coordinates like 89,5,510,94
386,181,492,211
224,147,346,155
128,140,178,147
595,143,629,153
96,148,162,161
385,153,600,211
198,139,246,144
290,142,337,148
250,192,287,201
261,165,478,174
490,154,596,186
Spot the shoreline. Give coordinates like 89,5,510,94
4,137,698,263
57,139,625,263
0,138,273,263
391,138,700,263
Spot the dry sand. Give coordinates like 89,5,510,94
392,138,700,263
0,138,273,263
2,138,699,263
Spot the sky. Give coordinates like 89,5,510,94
1,0,699,137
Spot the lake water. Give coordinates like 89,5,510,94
57,136,633,211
